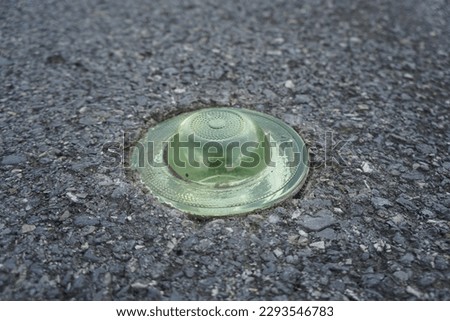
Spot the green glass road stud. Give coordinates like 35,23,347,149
131,108,309,217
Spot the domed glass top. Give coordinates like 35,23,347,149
168,109,268,186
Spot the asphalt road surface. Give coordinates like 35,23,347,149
1,0,449,300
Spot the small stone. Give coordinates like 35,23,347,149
400,93,411,100
83,226,96,236
21,224,36,233
298,237,309,246
46,54,65,64
74,216,100,226
284,80,295,89
78,106,88,113
66,192,78,202
103,272,112,286
2,154,26,165
59,210,71,221
268,214,280,224
434,256,449,271
136,96,147,106
357,104,369,110
316,228,337,240
442,162,450,171
184,268,195,278
83,249,100,262
362,273,385,287
294,94,310,104
275,207,287,217
273,248,283,257
273,37,284,44
344,289,359,300
416,143,436,155
166,238,177,253
267,50,282,56
163,67,178,75
362,161,374,173
298,209,336,232
263,88,277,99
373,240,387,252
79,116,96,125
111,187,126,199
396,197,417,210
393,270,409,281
174,88,186,94
76,193,88,199
131,282,148,289
72,275,86,291
286,255,299,264
406,286,422,298
418,273,436,286
403,73,414,80
310,241,325,250
147,288,162,300
393,232,406,245
401,171,425,181
391,214,404,224
372,197,393,209
292,210,301,219
400,253,415,265
0,57,12,65
298,229,308,237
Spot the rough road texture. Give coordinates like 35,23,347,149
1,0,449,300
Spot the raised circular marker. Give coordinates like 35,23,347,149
131,107,309,217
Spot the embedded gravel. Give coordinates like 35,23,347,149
1,0,449,300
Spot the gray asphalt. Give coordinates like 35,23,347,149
1,0,449,300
